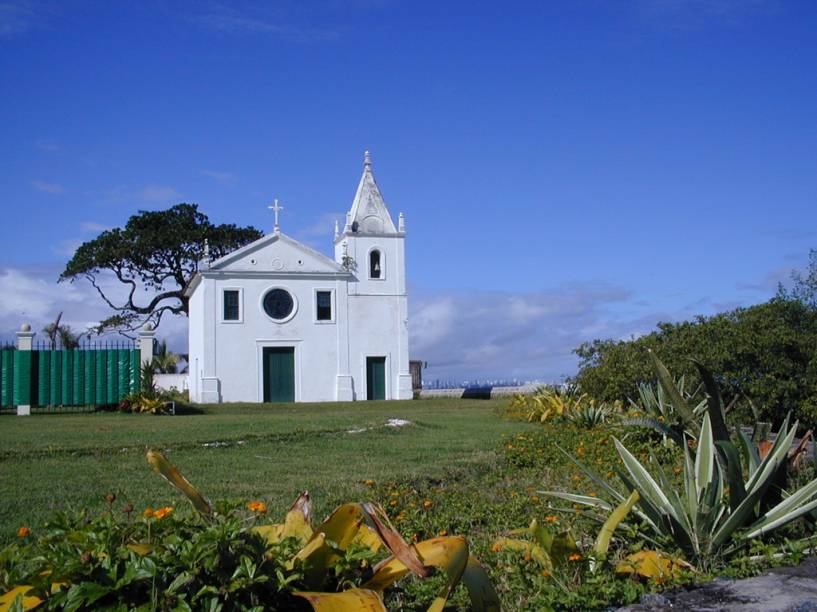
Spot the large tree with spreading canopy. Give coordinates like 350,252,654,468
60,203,262,335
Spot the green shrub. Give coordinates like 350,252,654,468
572,298,817,430
0,451,499,611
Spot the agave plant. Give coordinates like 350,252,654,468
543,359,817,568
620,352,710,446
564,402,615,429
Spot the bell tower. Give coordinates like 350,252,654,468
335,151,406,296
335,151,412,400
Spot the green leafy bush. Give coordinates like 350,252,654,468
572,298,817,430
0,451,499,611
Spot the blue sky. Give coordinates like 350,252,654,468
1,0,815,382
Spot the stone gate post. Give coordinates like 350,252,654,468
15,323,35,416
138,323,156,368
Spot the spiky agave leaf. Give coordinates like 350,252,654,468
620,416,685,446
648,350,699,432
692,360,731,446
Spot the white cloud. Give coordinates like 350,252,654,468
201,169,235,184
298,212,345,239
409,284,637,383
0,265,188,350
0,268,86,331
103,184,182,205
53,239,82,258
137,185,182,203
31,180,64,194
79,221,110,233
191,4,339,42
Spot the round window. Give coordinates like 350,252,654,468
263,288,294,320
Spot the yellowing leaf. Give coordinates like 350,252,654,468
365,536,471,612
0,582,63,612
253,493,314,547
126,543,154,556
0,585,41,612
361,503,424,575
615,550,694,579
592,489,639,570
146,450,212,515
461,555,501,612
491,537,552,570
350,523,382,553
295,588,386,611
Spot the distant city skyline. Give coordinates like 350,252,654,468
1,1,815,382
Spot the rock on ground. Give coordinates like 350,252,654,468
618,557,817,611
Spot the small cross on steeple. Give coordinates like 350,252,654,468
268,198,284,234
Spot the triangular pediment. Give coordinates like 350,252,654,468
208,232,346,274
348,153,397,234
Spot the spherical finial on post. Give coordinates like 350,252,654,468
364,150,372,170
20,323,31,332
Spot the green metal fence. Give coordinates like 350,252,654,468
0,346,140,408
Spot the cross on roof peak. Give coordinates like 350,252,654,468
268,198,284,234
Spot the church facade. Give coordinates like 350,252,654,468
186,152,413,403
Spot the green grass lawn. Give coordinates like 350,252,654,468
0,398,531,544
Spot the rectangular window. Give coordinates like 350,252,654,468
223,290,240,321
316,290,332,321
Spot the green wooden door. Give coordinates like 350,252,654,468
366,357,386,400
263,347,295,403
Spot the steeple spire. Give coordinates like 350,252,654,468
346,150,396,234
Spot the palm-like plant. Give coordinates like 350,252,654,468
152,340,180,374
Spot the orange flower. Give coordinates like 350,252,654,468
540,569,551,577
422,500,433,509
363,479,376,487
247,501,267,514
438,529,448,536
153,506,173,520
491,542,503,552
17,527,30,538
568,553,582,562
142,507,154,518
545,515,559,524
389,499,398,507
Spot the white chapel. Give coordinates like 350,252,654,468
186,152,413,403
